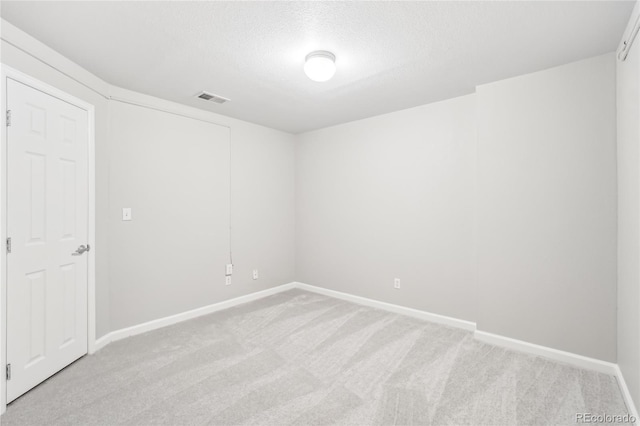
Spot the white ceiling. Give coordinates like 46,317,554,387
1,1,635,134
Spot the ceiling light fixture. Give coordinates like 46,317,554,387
304,51,336,82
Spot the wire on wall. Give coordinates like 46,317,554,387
228,128,233,266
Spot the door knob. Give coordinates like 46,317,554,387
72,244,90,256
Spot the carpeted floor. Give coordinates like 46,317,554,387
1,289,629,425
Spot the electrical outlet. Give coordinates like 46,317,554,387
252,269,259,280
225,276,231,286
226,264,233,276
394,278,401,289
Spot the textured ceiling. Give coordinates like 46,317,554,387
1,1,635,133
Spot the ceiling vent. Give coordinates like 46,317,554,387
196,91,230,104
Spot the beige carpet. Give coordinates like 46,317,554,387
1,289,629,425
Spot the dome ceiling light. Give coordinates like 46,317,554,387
304,51,336,82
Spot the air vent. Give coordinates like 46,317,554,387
196,91,229,104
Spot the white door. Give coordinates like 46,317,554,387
6,79,89,402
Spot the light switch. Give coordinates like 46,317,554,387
122,208,132,221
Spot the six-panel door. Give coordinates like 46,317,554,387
6,79,89,402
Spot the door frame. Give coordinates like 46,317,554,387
0,65,96,414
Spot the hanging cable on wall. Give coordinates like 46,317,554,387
228,128,233,267
619,12,640,62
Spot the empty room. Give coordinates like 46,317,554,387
0,1,639,425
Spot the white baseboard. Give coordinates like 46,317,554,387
614,365,640,423
87,280,638,420
92,333,112,353
91,281,476,354
293,282,477,332
474,330,617,375
92,283,296,349
474,331,640,419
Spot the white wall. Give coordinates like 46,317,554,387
617,0,640,411
296,53,618,363
108,102,230,330
476,54,617,362
107,90,296,331
296,94,477,322
229,120,296,300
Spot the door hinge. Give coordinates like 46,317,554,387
6,364,10,381
6,110,11,127
6,237,11,254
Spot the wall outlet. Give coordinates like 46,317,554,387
122,207,132,221
226,264,233,276
252,269,259,280
225,276,231,286
394,278,401,289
